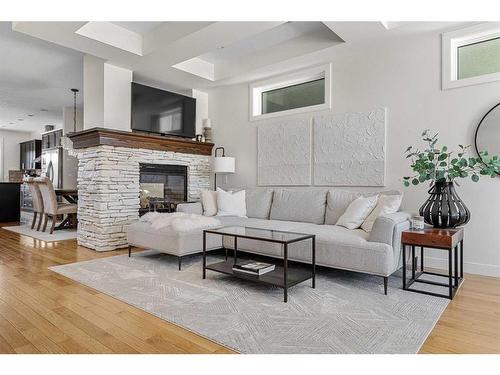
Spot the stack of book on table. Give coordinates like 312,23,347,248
232,261,275,275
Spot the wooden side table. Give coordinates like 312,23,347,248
401,228,464,299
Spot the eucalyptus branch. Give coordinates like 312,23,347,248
403,130,500,187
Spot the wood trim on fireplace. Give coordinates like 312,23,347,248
67,127,214,156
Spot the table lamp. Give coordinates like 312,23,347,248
213,147,235,190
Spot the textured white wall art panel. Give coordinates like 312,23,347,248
313,108,386,186
257,119,311,185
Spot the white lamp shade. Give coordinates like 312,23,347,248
202,118,212,128
214,156,235,173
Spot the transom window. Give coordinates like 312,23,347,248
442,23,500,90
250,64,331,120
457,37,500,80
261,78,325,115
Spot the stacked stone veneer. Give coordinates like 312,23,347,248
73,145,211,251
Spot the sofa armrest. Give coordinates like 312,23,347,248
369,211,411,246
176,202,203,215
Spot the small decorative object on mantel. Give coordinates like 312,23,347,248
202,118,212,142
196,134,204,142
403,130,500,228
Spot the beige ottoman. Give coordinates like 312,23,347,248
126,221,222,270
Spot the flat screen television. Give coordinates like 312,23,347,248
131,82,196,138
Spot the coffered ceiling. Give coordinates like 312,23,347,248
12,21,470,92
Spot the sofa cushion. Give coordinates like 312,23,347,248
269,189,327,224
201,190,217,216
361,194,403,232
286,224,395,276
325,189,402,225
336,195,379,229
324,189,362,225
216,188,247,217
246,188,273,219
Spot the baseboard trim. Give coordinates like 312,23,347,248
423,256,500,278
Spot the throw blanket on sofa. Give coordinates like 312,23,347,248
140,212,222,232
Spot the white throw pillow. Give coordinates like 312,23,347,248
216,188,247,217
336,195,378,230
200,190,218,216
361,194,403,232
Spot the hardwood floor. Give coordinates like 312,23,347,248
0,224,234,354
0,223,499,354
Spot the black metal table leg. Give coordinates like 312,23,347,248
312,236,316,289
202,231,207,279
454,245,459,287
411,245,416,279
448,248,453,299
402,244,407,290
460,239,464,278
421,246,424,272
234,236,238,264
284,243,288,303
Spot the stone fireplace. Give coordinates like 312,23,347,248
68,128,213,251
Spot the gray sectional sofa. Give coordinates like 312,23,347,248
127,188,410,293
175,188,411,294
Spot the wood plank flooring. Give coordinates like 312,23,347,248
0,223,499,354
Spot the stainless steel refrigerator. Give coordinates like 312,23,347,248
41,147,63,188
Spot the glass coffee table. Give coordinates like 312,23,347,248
203,226,316,303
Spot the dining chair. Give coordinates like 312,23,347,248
24,177,44,230
34,176,77,234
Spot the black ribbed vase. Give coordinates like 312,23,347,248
419,181,470,228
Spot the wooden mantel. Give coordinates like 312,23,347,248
67,127,214,156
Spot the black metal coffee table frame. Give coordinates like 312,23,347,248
203,226,316,303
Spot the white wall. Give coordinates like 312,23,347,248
0,130,34,181
208,31,500,277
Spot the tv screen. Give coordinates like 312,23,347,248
131,83,196,138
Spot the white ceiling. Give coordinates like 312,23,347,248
111,22,164,35
200,22,342,64
1,21,472,133
0,22,83,133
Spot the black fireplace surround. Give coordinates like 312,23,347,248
139,163,187,214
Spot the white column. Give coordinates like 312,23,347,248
191,89,209,135
83,54,132,131
83,55,104,129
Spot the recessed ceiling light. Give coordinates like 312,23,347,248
17,118,24,121
28,114,34,117
217,46,225,49
40,109,48,112
9,122,14,124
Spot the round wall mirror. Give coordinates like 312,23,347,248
475,102,500,175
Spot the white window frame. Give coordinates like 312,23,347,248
442,22,500,90
249,64,331,121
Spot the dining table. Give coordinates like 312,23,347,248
54,188,78,230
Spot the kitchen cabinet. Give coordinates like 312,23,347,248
42,129,63,150
19,139,42,170
0,182,21,222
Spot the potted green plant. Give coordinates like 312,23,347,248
403,130,500,228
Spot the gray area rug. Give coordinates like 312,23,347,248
50,251,449,354
4,225,77,242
